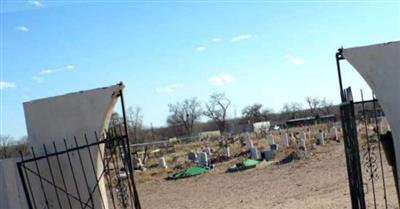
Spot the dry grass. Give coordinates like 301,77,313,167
134,123,344,183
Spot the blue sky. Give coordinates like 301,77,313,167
1,1,399,139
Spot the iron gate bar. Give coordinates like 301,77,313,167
106,130,127,209
20,136,117,164
353,99,378,105
83,134,106,209
86,129,130,209
63,138,85,208
17,152,36,209
31,147,51,208
74,137,95,208
340,90,367,209
373,93,389,208
20,164,94,208
336,48,345,101
114,126,135,208
81,130,122,209
337,49,367,209
360,90,377,209
43,144,64,209
52,141,74,209
94,131,118,208
120,89,142,209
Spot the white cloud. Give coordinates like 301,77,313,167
66,65,75,70
156,83,184,95
28,1,42,7
0,81,16,90
208,73,236,86
32,76,44,83
15,26,29,32
211,37,222,42
38,69,56,75
231,34,252,43
196,46,206,52
287,55,306,65
35,65,76,81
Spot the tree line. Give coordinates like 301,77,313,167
113,94,337,141
0,95,337,158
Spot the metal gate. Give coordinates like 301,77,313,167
336,49,398,208
16,88,141,209
17,126,141,209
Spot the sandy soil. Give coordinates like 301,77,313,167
137,142,399,209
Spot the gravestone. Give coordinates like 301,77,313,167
267,133,275,144
280,132,289,147
330,127,338,141
133,157,144,170
203,146,212,156
288,133,296,145
300,132,307,141
246,139,254,150
188,151,198,162
158,157,168,169
261,150,276,161
250,147,260,160
306,128,312,141
299,132,307,150
198,152,209,167
316,130,325,145
270,144,279,151
223,147,231,158
299,138,306,151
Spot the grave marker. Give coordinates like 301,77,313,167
330,127,338,141
198,152,209,167
280,132,289,147
316,129,325,145
267,133,275,144
158,157,168,169
250,147,260,160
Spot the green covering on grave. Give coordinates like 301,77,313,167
227,159,260,172
169,166,208,179
242,159,260,168
239,159,260,169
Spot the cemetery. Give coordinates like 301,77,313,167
0,41,399,209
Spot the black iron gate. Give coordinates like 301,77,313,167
17,127,140,209
340,87,366,209
336,49,398,208
16,87,141,209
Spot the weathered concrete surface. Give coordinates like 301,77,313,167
343,41,400,192
22,84,124,209
0,158,28,209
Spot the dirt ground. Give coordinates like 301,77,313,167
137,142,399,209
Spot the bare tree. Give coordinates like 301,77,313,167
320,98,334,115
167,98,202,136
281,102,303,119
204,93,231,133
242,103,264,123
261,108,273,119
0,135,12,159
128,106,143,142
305,96,321,114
